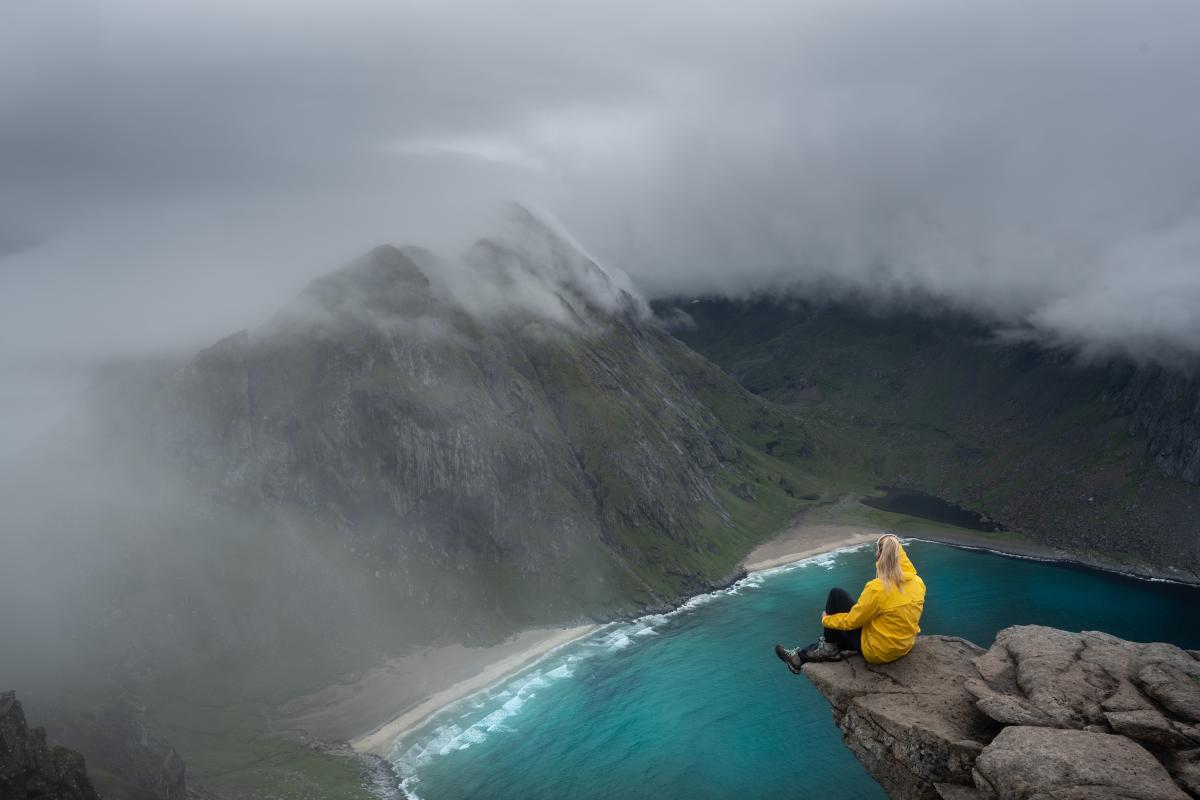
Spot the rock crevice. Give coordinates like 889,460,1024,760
803,626,1200,799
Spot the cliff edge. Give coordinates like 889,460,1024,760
803,626,1200,799
0,691,100,800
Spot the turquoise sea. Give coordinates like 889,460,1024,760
389,541,1200,799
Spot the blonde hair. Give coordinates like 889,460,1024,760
875,534,904,590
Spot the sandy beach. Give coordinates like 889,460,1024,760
744,518,1099,578
278,525,881,760
278,513,1196,770
325,527,880,759
748,516,1200,586
349,624,596,755
285,514,1194,763
741,523,881,572
276,623,597,757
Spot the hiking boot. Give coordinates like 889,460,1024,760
803,637,843,662
774,643,805,674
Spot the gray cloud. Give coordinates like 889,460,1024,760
3,0,1200,452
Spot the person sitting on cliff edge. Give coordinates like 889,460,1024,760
775,534,926,672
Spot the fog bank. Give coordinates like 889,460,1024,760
4,0,1200,452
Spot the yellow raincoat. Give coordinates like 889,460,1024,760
821,542,925,664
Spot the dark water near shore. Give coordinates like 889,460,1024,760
861,487,1004,531
391,541,1200,799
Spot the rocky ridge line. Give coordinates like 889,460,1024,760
803,625,1200,799
0,691,100,800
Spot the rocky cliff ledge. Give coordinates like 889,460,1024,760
803,626,1200,799
1,691,99,800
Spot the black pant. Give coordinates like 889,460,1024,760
823,587,862,653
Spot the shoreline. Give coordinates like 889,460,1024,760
347,623,598,756
312,518,1196,766
908,528,1200,587
322,527,882,760
745,517,1200,587
741,524,881,573
345,526,886,760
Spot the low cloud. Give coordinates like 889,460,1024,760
3,0,1200,453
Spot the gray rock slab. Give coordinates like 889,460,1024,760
973,726,1188,800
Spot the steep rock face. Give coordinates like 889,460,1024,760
0,691,100,800
95,213,812,633
803,626,1200,800
51,700,190,800
803,636,998,798
1108,364,1200,485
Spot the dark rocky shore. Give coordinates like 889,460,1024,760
909,530,1200,587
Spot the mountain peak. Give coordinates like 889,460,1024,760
274,244,436,333
461,204,649,324
338,244,431,296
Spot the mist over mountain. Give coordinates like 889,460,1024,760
4,1,1200,419
125,210,794,616
4,2,1200,797
0,211,825,794
0,209,803,684
1,208,1198,798
660,295,1200,569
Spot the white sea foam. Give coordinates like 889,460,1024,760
809,552,840,570
598,630,634,651
392,542,869,788
746,541,872,583
391,662,561,779
737,572,767,590
392,629,621,778
398,776,423,800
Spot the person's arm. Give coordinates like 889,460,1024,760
822,583,881,630
898,543,917,581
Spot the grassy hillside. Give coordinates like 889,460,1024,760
658,296,1200,573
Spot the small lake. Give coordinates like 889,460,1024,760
861,487,1004,531
389,541,1200,799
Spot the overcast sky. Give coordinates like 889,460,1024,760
3,0,1200,452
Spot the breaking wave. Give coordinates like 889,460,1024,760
390,541,870,798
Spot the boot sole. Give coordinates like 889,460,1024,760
775,645,805,673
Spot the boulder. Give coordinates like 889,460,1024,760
1137,662,1200,724
973,726,1187,800
804,636,999,800
802,626,1200,800
1105,709,1200,750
